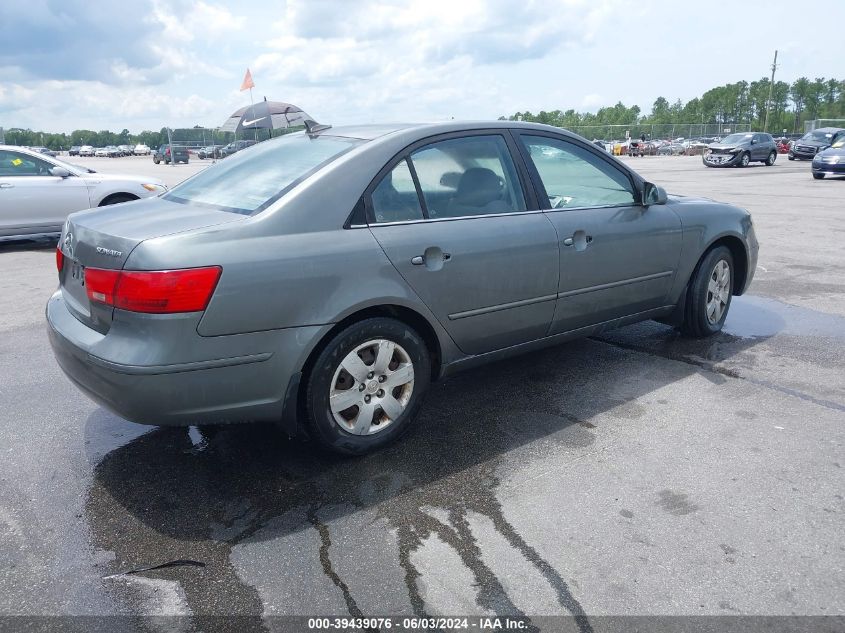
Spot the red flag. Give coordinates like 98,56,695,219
240,68,255,92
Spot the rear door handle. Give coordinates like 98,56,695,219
411,248,451,268
411,252,452,265
562,232,593,248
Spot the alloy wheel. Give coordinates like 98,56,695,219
329,339,415,435
706,260,731,324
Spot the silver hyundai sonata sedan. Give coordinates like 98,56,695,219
47,121,758,454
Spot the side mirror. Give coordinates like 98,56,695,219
50,167,71,178
643,182,668,206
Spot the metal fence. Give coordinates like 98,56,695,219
805,119,845,132
564,123,753,141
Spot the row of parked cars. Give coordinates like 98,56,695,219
68,144,152,157
592,128,844,179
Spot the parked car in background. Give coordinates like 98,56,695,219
47,121,757,455
30,146,57,157
220,139,258,157
0,144,166,240
117,145,134,156
775,138,791,154
133,144,151,156
152,144,189,164
78,146,94,157
68,146,81,157
703,132,777,167
788,127,845,160
198,145,224,159
95,146,121,158
811,135,845,179
658,141,686,156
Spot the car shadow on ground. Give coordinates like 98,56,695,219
84,319,770,631
0,235,58,252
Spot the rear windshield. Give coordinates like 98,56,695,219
163,133,360,215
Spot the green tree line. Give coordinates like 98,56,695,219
504,76,845,136
0,126,240,150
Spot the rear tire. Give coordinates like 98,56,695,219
680,246,734,338
304,318,431,455
765,151,776,166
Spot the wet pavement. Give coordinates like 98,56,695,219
0,157,843,629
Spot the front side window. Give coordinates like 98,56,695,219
0,150,53,177
370,159,424,223
408,135,526,218
163,133,360,215
519,135,637,209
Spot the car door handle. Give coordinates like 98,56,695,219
562,233,592,247
0,183,13,189
411,252,451,265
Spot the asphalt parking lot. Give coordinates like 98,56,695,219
1,154,843,630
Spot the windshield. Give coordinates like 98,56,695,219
163,133,361,215
720,133,752,145
48,154,95,174
802,130,834,142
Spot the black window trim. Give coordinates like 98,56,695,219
510,129,646,211
361,129,541,227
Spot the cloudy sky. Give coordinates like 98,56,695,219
1,0,844,133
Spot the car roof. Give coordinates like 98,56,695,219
811,127,845,133
316,120,587,142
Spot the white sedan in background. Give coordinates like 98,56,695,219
133,144,151,155
78,146,94,157
0,145,167,240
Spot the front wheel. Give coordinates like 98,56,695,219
305,318,431,455
739,152,750,167
680,246,734,338
765,151,776,166
788,153,795,161
813,172,825,180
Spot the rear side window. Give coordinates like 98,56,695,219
519,135,636,209
164,133,361,215
370,159,424,223
409,135,526,219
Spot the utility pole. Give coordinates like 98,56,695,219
763,50,778,132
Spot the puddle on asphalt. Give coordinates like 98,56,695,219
723,295,845,339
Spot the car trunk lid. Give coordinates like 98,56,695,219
59,197,241,332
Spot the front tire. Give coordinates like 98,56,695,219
813,172,825,180
765,151,776,166
305,318,431,455
680,246,734,338
739,152,750,168
788,153,795,161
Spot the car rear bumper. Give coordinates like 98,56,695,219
46,290,322,427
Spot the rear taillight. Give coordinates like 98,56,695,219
85,266,221,314
56,247,64,272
